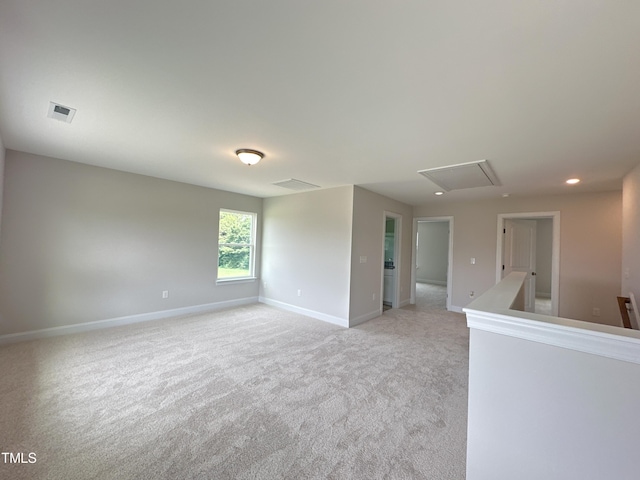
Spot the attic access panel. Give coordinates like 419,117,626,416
418,159,500,191
272,178,320,191
47,101,76,123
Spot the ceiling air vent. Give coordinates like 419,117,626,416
47,102,77,123
417,159,500,191
272,178,320,191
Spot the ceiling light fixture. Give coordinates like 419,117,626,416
236,149,264,166
566,178,580,185
434,191,444,196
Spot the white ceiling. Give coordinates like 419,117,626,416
1,0,639,205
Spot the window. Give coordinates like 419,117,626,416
217,209,256,280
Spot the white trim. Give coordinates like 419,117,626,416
464,271,640,365
0,296,259,345
450,305,464,313
350,309,382,327
259,297,349,328
417,279,447,286
216,277,258,285
465,308,640,365
218,208,258,279
496,211,560,316
412,216,454,311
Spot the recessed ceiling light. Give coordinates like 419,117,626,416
502,193,510,198
566,178,580,185
434,191,444,196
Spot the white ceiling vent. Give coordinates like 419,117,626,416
417,159,500,191
272,178,320,191
47,102,76,123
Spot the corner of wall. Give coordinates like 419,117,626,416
349,186,413,324
0,135,5,242
622,162,640,298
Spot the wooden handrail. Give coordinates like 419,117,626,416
617,296,633,329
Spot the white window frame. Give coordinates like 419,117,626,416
217,208,257,284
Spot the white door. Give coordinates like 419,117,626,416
503,219,537,312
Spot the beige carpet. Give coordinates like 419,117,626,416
0,303,468,479
414,283,448,310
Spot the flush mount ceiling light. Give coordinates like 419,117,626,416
236,149,264,166
434,191,445,196
566,178,580,185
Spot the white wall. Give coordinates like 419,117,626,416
465,273,640,480
260,186,354,325
622,162,640,300
0,134,4,244
349,186,413,325
467,326,640,480
0,151,262,336
414,192,622,324
260,185,413,328
416,221,449,284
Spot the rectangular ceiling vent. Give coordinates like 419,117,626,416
47,102,76,123
417,159,500,191
272,178,320,191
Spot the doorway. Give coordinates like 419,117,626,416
411,216,453,311
382,212,401,310
497,212,559,316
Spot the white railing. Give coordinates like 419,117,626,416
464,272,640,480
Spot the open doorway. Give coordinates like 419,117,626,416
497,212,560,316
382,212,402,310
411,216,453,311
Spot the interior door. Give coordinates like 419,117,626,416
503,219,537,312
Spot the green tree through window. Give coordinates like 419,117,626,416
218,209,256,279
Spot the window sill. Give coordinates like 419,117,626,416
216,277,258,286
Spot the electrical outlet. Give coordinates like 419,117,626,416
297,289,302,297
162,290,169,299
592,307,601,317
373,293,376,301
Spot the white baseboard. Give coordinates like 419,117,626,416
350,309,382,327
417,279,447,286
0,296,259,345
259,297,349,328
450,305,465,313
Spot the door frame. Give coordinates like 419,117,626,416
411,216,454,311
503,218,538,312
382,211,402,309
496,212,560,316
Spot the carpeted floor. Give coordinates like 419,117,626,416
0,303,468,479
414,283,448,311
